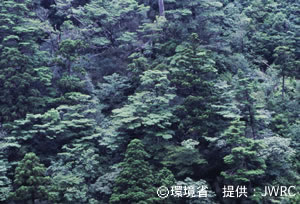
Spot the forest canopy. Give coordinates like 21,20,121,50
0,0,299,203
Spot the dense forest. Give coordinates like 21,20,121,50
0,0,299,203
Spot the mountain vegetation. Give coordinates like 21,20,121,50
0,0,299,203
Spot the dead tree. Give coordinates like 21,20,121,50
158,0,165,16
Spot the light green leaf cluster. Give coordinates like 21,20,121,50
107,69,176,147
0,155,11,202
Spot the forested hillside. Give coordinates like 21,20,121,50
0,0,299,203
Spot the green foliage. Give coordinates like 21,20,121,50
11,152,50,203
112,84,175,138
102,69,176,150
0,0,54,122
221,118,266,184
232,71,266,138
47,137,103,203
156,167,176,188
110,139,159,204
91,166,121,203
261,137,297,185
162,139,207,178
48,172,88,204
153,167,176,204
0,0,299,203
170,34,219,139
153,0,225,44
96,73,131,113
57,39,85,74
57,74,87,93
0,126,19,203
215,70,271,140
244,0,299,78
0,155,11,202
5,92,101,162
68,0,150,77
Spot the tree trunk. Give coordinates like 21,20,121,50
158,0,165,16
282,74,285,99
32,194,35,204
31,188,36,204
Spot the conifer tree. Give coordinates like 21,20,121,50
214,75,267,185
170,33,219,140
233,71,261,138
0,0,54,122
155,167,176,204
12,152,50,204
156,167,175,188
109,139,159,204
221,118,266,185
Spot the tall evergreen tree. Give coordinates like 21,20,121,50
170,33,219,140
109,139,159,204
220,118,266,185
11,152,50,204
0,0,54,123
232,70,264,139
